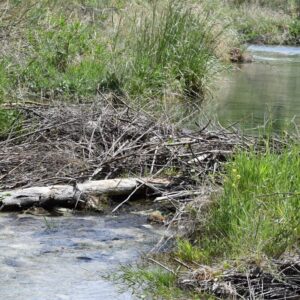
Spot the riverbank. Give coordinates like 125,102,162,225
117,140,300,299
219,0,300,45
0,0,299,129
1,100,299,299
0,1,300,299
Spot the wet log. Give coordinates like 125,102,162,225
0,178,170,211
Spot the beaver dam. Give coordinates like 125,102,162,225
0,98,245,207
0,97,299,299
0,0,299,297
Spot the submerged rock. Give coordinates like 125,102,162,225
147,210,165,224
23,207,52,216
230,48,253,63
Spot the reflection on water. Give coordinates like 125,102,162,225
215,45,300,132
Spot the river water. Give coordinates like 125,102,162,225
0,212,163,300
1,45,299,300
215,45,300,132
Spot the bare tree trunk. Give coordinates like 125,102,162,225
0,178,170,211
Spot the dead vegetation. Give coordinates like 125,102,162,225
1,97,299,299
180,255,300,299
0,95,246,215
0,96,247,192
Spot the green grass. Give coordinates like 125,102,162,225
0,0,297,113
0,109,19,136
116,265,203,299
176,239,209,264
229,1,300,44
114,1,224,100
181,145,300,263
0,0,228,105
0,60,19,134
20,17,109,98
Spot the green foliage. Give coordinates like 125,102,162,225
176,239,209,263
115,264,205,299
117,1,222,99
0,0,228,103
201,146,300,260
0,0,298,105
118,265,183,299
289,19,300,41
0,109,19,136
19,17,108,97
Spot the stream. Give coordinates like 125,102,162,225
0,212,163,300
1,45,300,300
215,45,300,132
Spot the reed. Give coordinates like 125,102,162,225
112,1,224,101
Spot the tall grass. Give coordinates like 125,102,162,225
113,1,224,100
0,0,228,104
190,145,300,262
225,0,300,44
1,0,297,106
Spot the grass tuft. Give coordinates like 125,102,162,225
114,264,206,299
113,1,224,100
187,145,300,263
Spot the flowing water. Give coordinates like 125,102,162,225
1,45,300,300
215,45,300,132
0,212,163,300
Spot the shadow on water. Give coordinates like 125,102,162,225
0,213,163,300
214,45,300,133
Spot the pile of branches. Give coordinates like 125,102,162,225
1,99,298,299
180,256,300,299
0,98,249,191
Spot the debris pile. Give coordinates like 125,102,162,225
180,256,300,299
0,99,246,192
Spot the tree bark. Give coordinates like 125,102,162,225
0,178,170,211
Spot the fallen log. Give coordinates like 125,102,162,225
0,178,170,211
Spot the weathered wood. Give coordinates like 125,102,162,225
0,178,170,211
